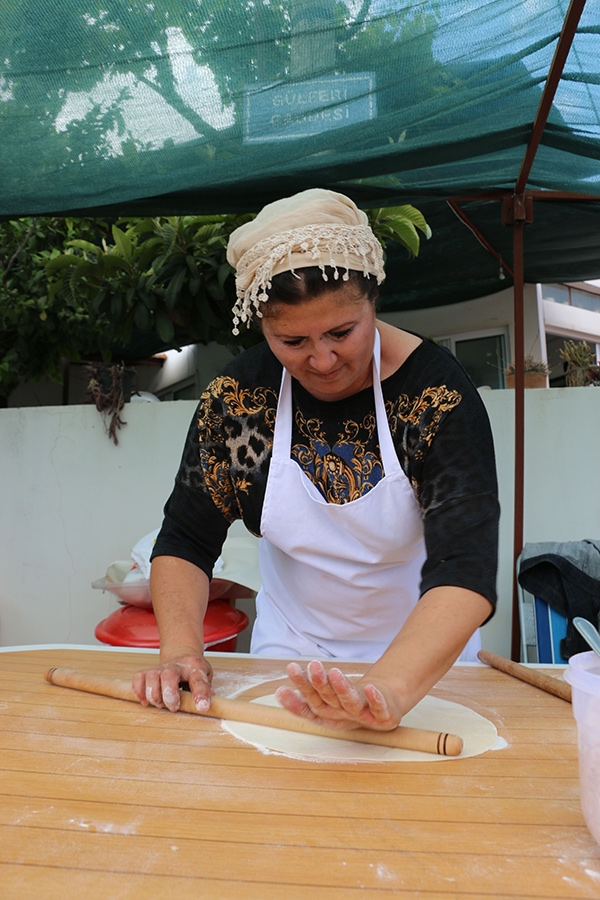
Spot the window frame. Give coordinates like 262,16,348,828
436,327,510,389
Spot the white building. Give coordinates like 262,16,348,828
140,280,600,400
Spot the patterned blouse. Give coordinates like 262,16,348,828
153,336,500,610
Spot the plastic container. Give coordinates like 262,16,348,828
92,572,234,609
564,650,600,844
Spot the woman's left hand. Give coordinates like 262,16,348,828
275,660,403,731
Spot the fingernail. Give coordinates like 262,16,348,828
195,698,210,712
163,687,179,709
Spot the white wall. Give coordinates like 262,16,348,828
0,402,192,646
481,387,600,658
1,389,599,656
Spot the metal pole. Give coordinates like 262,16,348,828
507,0,586,659
511,216,526,661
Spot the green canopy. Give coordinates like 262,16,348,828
2,1,600,300
3,0,599,381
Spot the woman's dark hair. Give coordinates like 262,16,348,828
263,266,379,311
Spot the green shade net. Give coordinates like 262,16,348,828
2,0,600,308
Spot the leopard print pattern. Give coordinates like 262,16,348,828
196,376,278,522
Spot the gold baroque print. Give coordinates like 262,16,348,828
197,396,226,436
292,408,384,504
387,385,462,450
309,447,382,504
341,411,377,443
198,449,241,523
290,407,385,503
294,409,379,447
209,376,278,421
295,413,327,444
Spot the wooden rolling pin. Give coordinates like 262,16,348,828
45,666,463,756
477,650,572,702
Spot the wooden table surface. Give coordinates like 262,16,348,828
1,646,599,899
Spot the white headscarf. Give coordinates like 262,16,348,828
227,188,385,334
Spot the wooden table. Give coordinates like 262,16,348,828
1,646,599,899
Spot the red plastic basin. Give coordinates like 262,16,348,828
95,598,249,651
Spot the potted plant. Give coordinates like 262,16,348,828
504,355,550,389
559,340,600,387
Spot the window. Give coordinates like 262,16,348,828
541,284,600,314
437,329,508,390
541,284,570,306
571,289,600,314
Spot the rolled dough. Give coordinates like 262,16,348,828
222,692,499,762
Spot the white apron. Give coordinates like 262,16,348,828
251,329,480,662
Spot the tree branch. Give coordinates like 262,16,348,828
2,219,37,283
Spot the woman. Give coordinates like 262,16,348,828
133,189,499,732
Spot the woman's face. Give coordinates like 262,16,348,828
260,284,377,402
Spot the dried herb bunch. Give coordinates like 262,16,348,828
85,362,135,444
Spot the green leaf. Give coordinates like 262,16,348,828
134,303,150,331
164,268,186,311
127,218,158,236
98,257,130,277
383,220,420,256
383,204,432,239
155,309,175,343
137,236,164,271
218,262,233,288
67,239,102,256
111,295,123,318
367,204,431,256
111,225,133,265
45,253,87,273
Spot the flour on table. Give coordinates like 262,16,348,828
222,692,499,762
214,670,289,698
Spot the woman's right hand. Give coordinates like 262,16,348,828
132,654,214,713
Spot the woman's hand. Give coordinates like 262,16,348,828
132,654,214,713
275,660,403,731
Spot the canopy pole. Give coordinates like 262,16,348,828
515,0,587,192
510,214,526,661
502,193,533,661
505,0,586,660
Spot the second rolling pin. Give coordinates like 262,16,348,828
477,650,571,702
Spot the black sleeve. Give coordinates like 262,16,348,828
150,398,236,580
404,344,499,612
150,341,279,577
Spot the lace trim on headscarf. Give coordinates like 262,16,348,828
231,223,385,335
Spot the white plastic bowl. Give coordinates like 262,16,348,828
565,650,600,845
